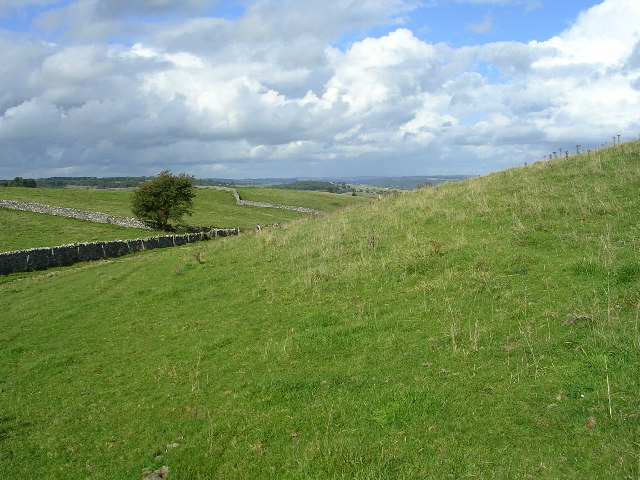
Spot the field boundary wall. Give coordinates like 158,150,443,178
200,186,326,215
0,228,239,275
0,199,152,229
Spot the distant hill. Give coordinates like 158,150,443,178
216,175,473,189
21,175,471,190
33,176,153,189
269,180,337,191
348,175,474,189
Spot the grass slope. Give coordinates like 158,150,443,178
2,143,640,479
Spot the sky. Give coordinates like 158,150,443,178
0,0,639,179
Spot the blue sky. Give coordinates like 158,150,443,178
0,0,638,179
347,1,603,47
0,1,601,45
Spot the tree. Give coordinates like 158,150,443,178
131,170,195,229
10,177,23,187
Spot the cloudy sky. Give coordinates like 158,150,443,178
1,0,639,179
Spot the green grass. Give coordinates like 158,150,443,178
0,186,368,233
188,188,307,228
237,187,371,210
0,210,153,252
0,188,136,217
2,142,640,479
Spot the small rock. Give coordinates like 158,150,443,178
586,417,597,428
563,315,591,325
143,466,169,480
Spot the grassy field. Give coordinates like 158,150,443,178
0,187,367,250
236,187,371,210
0,188,135,217
0,209,153,253
0,187,365,225
2,142,640,479
190,188,308,228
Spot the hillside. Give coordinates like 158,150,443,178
2,142,640,479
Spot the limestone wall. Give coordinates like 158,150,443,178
0,199,152,229
0,228,239,275
200,186,326,215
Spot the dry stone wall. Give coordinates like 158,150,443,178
0,199,152,229
0,228,239,275
1,185,323,274
236,199,325,215
201,186,326,215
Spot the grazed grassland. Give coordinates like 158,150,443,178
0,186,368,249
0,209,152,252
236,187,370,210
1,142,639,479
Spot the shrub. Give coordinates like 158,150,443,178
131,170,195,229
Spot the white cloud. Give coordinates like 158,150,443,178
537,0,640,66
524,0,543,13
0,0,639,178
468,15,493,34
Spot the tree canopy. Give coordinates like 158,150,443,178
0,177,37,187
131,170,195,229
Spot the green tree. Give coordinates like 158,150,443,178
131,170,195,229
10,177,23,187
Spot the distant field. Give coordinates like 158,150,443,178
237,187,370,210
0,186,369,236
0,209,153,253
0,186,368,251
0,187,134,217
190,188,309,228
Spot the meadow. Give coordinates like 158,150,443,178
0,209,152,253
0,187,365,251
236,187,370,211
1,142,640,479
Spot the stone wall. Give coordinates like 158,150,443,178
0,228,239,275
236,199,325,215
0,199,152,229
200,186,326,215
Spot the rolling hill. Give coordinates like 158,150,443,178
1,142,639,479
